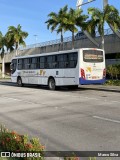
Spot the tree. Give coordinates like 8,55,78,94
45,5,68,50
0,32,6,78
5,32,14,52
87,5,120,50
0,31,14,78
6,24,28,55
60,8,88,49
107,65,114,80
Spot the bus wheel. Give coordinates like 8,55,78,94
17,77,23,87
48,78,56,90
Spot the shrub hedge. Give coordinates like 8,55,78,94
0,125,45,160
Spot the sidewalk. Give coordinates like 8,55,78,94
79,84,120,93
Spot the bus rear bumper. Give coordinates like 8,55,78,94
79,78,106,85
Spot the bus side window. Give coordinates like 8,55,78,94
18,59,23,70
64,54,69,68
37,57,40,69
69,52,78,68
52,55,58,68
24,58,30,69
57,54,67,68
40,57,45,69
46,56,53,69
31,57,37,69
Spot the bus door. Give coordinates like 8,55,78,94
11,59,17,74
10,59,17,82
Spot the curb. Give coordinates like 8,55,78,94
79,86,120,93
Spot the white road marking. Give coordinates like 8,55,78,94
93,116,120,124
110,100,120,104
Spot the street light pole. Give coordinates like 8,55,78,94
76,0,95,9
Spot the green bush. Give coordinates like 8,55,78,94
105,80,120,86
0,125,45,160
106,64,120,80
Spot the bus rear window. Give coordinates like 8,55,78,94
83,50,103,62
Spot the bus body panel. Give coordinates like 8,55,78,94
12,67,79,86
11,76,17,83
55,68,79,86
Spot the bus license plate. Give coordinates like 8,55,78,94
92,76,96,79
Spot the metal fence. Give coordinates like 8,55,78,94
19,28,115,51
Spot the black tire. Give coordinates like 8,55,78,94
17,77,23,87
48,78,56,90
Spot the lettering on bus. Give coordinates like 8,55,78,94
83,50,103,63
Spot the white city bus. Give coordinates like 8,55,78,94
10,48,106,90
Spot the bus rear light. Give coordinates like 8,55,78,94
81,68,85,79
103,68,106,78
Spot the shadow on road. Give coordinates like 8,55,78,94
0,81,86,91
0,81,120,93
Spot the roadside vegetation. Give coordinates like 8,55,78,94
0,125,45,160
0,24,28,78
105,64,120,86
105,80,120,86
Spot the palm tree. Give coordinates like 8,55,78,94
5,33,14,52
87,4,120,50
45,5,68,50
64,8,88,49
0,31,15,78
0,32,6,78
6,24,28,55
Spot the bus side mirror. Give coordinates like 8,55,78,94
10,63,13,70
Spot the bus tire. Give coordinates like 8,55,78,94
17,77,23,87
48,78,56,90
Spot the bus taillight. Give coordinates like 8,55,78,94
81,68,85,79
103,68,106,78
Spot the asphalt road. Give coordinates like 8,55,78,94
0,82,120,159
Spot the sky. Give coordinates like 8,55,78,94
0,0,119,45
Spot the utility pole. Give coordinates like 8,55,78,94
103,0,108,8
